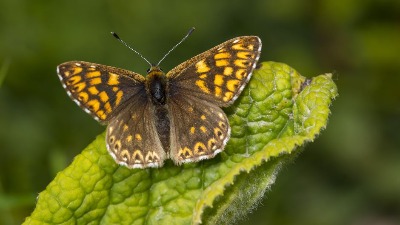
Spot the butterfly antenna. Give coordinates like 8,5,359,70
111,32,153,67
156,27,195,66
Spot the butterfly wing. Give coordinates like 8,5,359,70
167,94,230,164
106,98,167,168
57,61,146,124
58,61,166,168
167,36,262,107
166,36,261,163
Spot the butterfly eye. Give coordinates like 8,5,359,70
159,68,164,72
146,68,151,73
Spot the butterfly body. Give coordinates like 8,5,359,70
145,67,171,155
58,36,262,168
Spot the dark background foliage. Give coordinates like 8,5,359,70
0,0,399,224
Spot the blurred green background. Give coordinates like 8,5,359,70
1,0,399,224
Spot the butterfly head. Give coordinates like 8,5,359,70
146,66,163,75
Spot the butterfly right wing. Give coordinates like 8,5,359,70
58,61,166,168
57,61,146,124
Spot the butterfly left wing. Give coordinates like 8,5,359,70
167,94,230,164
165,36,261,163
57,61,146,124
167,36,262,107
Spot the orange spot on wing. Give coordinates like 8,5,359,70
73,82,86,92
87,99,100,112
115,90,123,106
195,80,210,94
226,79,240,92
214,75,224,86
104,102,112,113
90,77,102,85
222,91,233,102
237,51,251,59
78,92,89,103
86,71,101,78
194,142,207,155
196,60,210,73
235,69,246,80
215,59,229,67
126,135,132,142
67,75,81,85
214,52,231,59
232,43,246,50
108,73,119,85
215,86,222,97
71,67,83,75
97,110,106,120
99,91,109,102
234,59,249,68
135,133,142,141
200,126,207,133
223,67,233,76
199,74,207,79
133,150,144,163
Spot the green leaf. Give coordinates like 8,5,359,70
24,61,338,225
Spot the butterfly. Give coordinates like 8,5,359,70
57,29,261,168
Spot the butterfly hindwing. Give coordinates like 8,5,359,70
106,98,166,168
57,61,146,123
167,94,230,164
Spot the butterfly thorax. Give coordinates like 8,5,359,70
145,66,168,105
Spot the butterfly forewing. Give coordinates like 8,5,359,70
167,36,262,107
57,61,146,123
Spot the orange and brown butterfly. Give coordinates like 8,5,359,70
57,28,262,169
